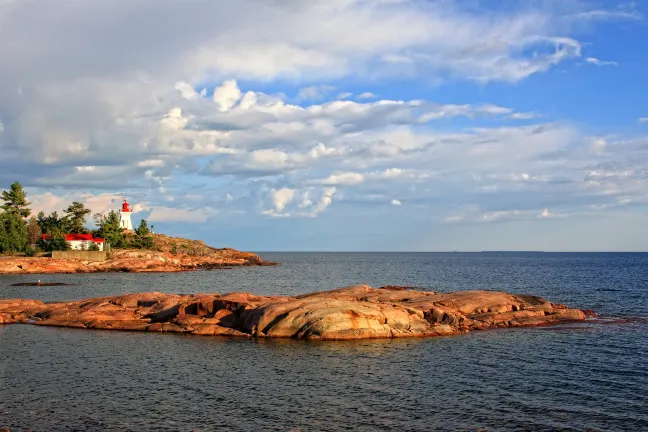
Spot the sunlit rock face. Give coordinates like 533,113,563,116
0,285,589,340
0,248,274,275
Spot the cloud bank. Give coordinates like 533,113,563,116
0,0,646,250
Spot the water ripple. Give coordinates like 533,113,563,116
1,252,648,431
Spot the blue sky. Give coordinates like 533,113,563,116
1,0,647,251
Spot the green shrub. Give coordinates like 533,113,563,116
49,237,71,251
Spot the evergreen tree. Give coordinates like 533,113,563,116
1,182,31,218
36,211,46,231
36,211,69,251
131,219,154,249
0,182,30,254
0,212,29,254
37,211,64,234
135,219,150,236
93,211,126,249
64,202,91,234
37,226,71,252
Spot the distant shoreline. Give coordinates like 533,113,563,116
0,248,276,275
250,250,647,253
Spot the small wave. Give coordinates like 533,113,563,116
585,316,648,325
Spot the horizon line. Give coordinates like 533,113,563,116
248,250,648,253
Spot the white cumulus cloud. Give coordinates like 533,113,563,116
213,79,242,112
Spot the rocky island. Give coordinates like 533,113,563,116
0,285,594,340
0,234,275,274
0,182,275,274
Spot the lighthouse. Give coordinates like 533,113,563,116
119,199,134,231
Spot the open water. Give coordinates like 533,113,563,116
1,252,647,431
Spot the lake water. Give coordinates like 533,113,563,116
1,252,647,431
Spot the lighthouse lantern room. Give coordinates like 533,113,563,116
119,199,134,231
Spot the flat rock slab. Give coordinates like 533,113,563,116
0,285,592,340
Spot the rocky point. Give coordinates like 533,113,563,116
0,248,275,274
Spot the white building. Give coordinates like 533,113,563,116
41,234,105,251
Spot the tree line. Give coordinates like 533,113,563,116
0,182,155,255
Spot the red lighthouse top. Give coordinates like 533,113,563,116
122,200,131,212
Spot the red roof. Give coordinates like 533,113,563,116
42,234,104,243
65,234,105,243
65,234,93,241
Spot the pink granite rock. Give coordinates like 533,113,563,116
0,286,588,340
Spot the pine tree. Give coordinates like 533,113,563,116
135,219,150,236
1,182,31,218
37,211,64,234
36,211,46,231
0,212,28,254
0,182,30,254
93,211,126,249
37,226,71,252
64,202,91,234
132,219,154,249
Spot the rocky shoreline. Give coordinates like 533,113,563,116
0,248,276,274
0,285,594,340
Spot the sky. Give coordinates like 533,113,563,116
1,0,647,251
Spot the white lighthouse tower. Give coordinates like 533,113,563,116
119,199,134,231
